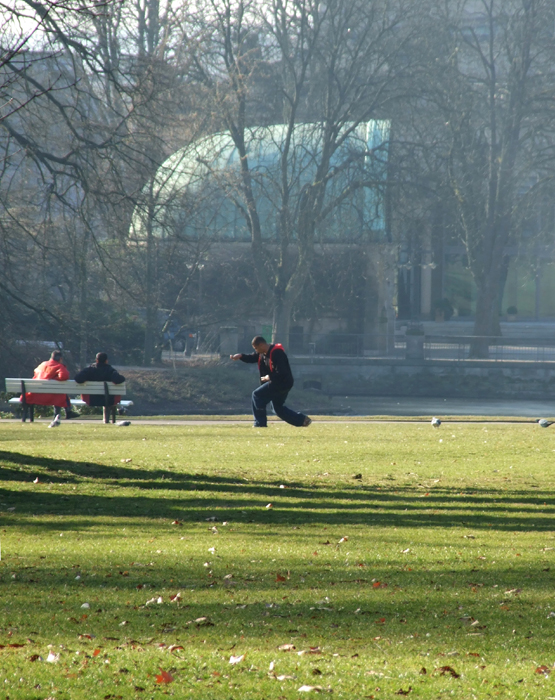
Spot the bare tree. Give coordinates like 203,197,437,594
408,0,555,352
189,0,412,343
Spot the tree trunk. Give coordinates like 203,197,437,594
470,276,502,359
143,196,156,366
272,294,294,347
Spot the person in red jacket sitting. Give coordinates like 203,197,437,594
24,350,75,426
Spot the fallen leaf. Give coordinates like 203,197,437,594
536,665,551,674
120,459,132,463
437,666,460,678
278,644,296,652
395,688,412,696
93,649,101,657
170,593,181,602
33,477,39,484
338,536,349,543
298,685,322,692
28,654,42,662
375,617,386,625
168,645,184,653
171,520,182,526
276,574,287,582
229,654,245,664
266,503,273,509
419,667,427,675
155,669,174,684
46,652,60,663
194,617,214,626
276,674,296,681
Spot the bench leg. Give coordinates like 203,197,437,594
103,406,109,424
22,406,27,423
111,406,116,424
30,406,34,423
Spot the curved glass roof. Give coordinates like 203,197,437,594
130,121,390,242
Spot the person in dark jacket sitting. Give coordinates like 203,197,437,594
230,336,311,428
74,352,125,423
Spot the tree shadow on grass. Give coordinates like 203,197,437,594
0,449,554,531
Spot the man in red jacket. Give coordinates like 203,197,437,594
230,336,311,428
24,350,74,426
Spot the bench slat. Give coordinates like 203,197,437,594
5,379,126,396
8,398,133,407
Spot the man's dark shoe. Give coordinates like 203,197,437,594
65,411,80,419
253,424,267,428
302,416,312,427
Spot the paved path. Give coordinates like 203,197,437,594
9,395,555,426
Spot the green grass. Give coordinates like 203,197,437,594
0,419,554,699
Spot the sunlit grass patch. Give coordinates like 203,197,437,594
0,420,553,698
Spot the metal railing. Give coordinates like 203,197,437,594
161,332,555,362
290,333,555,362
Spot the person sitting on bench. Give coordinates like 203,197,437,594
74,352,126,423
24,350,76,427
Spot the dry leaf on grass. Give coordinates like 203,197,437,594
229,654,245,665
536,665,551,674
278,644,296,652
436,666,460,678
156,669,174,684
298,685,323,692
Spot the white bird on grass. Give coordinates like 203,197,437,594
431,417,441,428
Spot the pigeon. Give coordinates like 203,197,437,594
431,417,441,428
117,420,131,427
538,419,553,428
48,416,61,428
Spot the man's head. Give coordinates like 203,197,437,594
51,350,63,362
251,336,270,354
96,352,108,365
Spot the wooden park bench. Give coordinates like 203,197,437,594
5,378,133,424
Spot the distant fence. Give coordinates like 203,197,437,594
290,333,555,362
161,333,555,363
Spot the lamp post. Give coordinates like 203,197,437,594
197,263,205,351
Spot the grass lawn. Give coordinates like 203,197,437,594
0,419,554,699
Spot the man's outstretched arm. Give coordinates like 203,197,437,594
230,353,258,363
